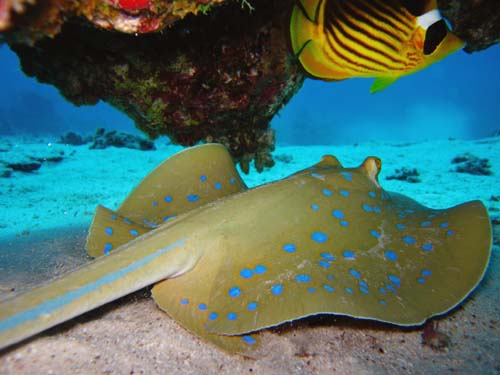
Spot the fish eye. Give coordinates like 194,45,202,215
424,19,448,55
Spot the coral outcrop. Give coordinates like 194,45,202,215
3,0,303,172
439,0,500,52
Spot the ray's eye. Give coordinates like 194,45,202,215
424,20,448,55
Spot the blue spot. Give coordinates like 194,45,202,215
323,284,334,292
359,280,369,289
271,284,283,296
228,286,242,298
105,227,113,236
341,172,353,181
198,303,207,311
421,221,431,227
227,312,237,321
247,301,258,311
327,274,335,280
308,287,316,293
162,215,177,222
283,243,296,253
318,260,330,268
311,204,319,211
110,214,117,220
340,220,349,227
370,229,381,238
384,250,397,261
200,175,207,182
332,209,344,219
343,250,356,260
340,189,350,197
368,191,376,198
180,298,189,305
311,172,322,178
130,229,139,237
164,195,173,203
380,300,387,306
124,218,132,225
208,312,218,320
152,201,158,207
214,182,222,190
322,188,333,197
345,287,353,294
360,286,370,294
230,177,236,184
440,222,449,228
403,235,416,245
421,269,432,277
422,243,434,252
187,194,200,202
312,231,328,243
349,269,362,279
406,209,415,214
362,204,373,213
295,274,311,283
142,218,150,224
398,213,406,219
379,288,387,295
242,335,256,345
103,243,112,255
321,252,335,261
386,283,396,293
396,223,406,230
417,277,426,283
240,268,253,279
373,206,382,213
149,222,158,228
388,275,401,287
254,265,267,274
447,230,455,236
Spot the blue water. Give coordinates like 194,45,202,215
0,43,499,144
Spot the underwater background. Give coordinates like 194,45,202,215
1,43,499,144
0,32,499,375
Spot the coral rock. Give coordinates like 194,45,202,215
89,128,156,151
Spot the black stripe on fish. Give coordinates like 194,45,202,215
325,0,407,71
424,19,448,55
399,0,428,16
356,0,414,33
341,0,404,53
325,13,393,72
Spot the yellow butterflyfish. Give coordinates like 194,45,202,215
290,0,465,92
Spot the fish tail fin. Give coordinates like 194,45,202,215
85,205,153,258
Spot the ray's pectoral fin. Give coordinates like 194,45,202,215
151,236,261,356
86,205,152,258
86,143,248,258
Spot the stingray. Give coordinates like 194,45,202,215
0,144,492,355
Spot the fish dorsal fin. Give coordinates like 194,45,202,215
117,143,247,226
86,205,152,258
370,76,400,93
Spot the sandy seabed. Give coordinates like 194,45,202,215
0,136,498,374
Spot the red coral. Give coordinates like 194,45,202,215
117,0,150,11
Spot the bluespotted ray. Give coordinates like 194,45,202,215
0,144,492,355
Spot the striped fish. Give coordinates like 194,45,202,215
290,0,465,92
